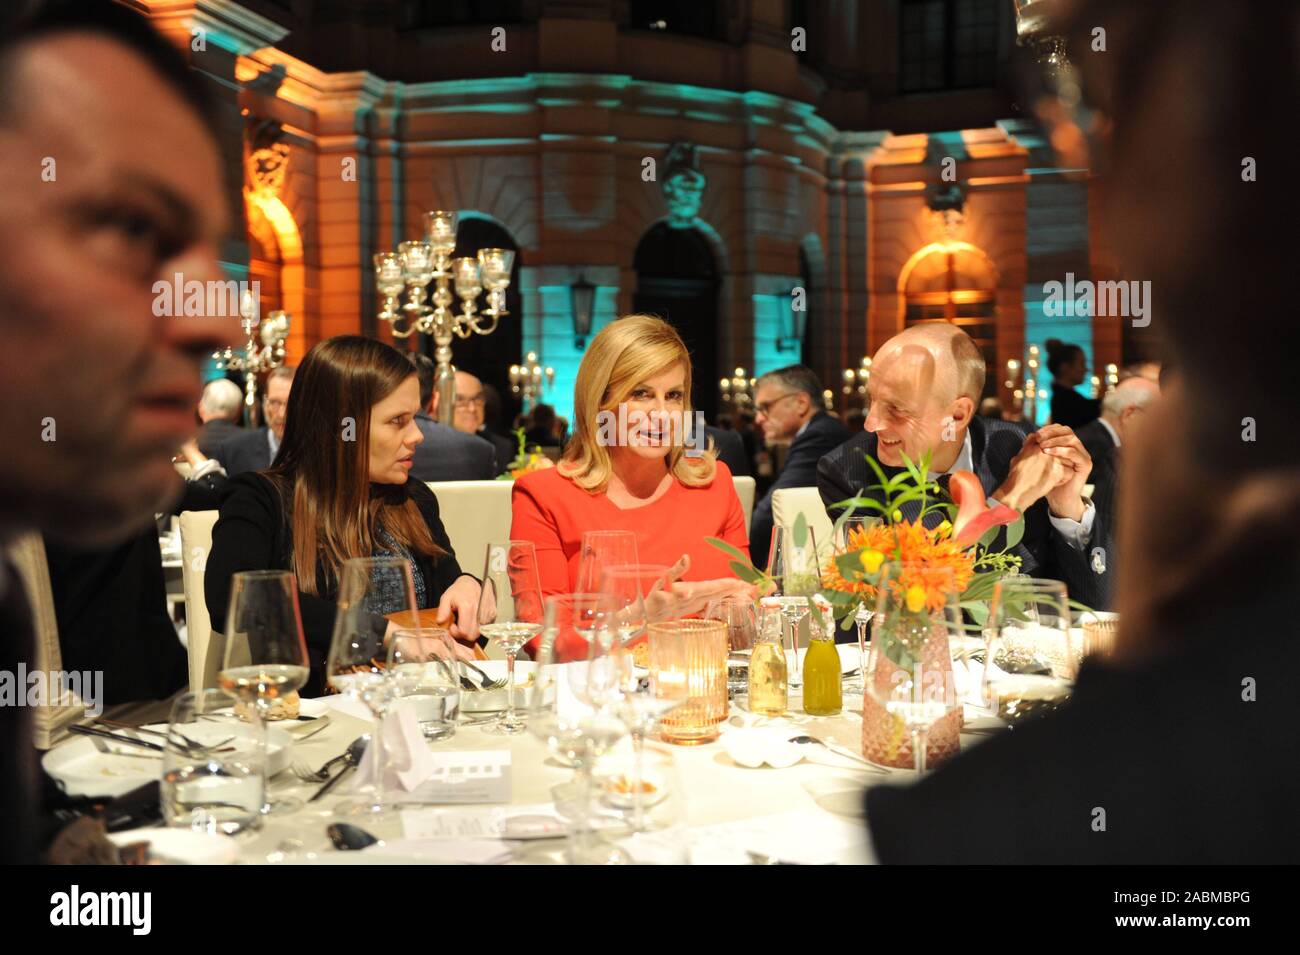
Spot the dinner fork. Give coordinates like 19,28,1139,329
290,750,351,783
463,660,508,691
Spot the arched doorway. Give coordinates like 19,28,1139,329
633,222,721,421
420,215,523,433
898,241,999,399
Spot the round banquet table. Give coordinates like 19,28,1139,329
211,664,1004,865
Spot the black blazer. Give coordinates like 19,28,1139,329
705,425,751,478
411,413,496,482
817,415,1112,610
1050,382,1101,429
1075,417,1117,464
866,555,1300,863
479,428,517,475
216,426,274,477
0,554,38,864
204,472,469,695
197,419,242,460
750,411,851,567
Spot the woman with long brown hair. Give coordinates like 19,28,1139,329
205,335,482,695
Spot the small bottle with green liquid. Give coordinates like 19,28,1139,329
747,605,788,716
802,600,842,716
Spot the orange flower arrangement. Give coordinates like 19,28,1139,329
823,518,975,614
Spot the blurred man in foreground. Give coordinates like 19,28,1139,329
0,0,232,863
864,0,1296,862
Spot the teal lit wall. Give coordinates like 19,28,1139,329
1022,284,1095,427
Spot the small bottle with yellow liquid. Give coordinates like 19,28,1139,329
747,605,788,716
802,603,842,716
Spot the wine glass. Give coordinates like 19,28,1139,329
325,556,417,818
218,570,310,814
865,564,963,774
574,530,640,592
598,563,673,645
835,515,880,695
161,688,264,835
704,594,757,702
983,578,1077,725
528,593,630,863
766,523,824,685
476,540,545,734
590,743,689,863
388,628,462,741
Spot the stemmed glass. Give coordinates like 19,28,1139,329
601,566,690,830
983,578,1077,725
476,540,545,734
766,523,824,685
388,628,463,741
574,529,640,592
704,595,757,702
528,593,629,864
218,570,310,815
864,564,963,775
325,556,418,818
835,516,880,696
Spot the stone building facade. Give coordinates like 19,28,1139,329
126,0,1149,425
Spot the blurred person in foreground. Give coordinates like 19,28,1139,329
0,0,233,863
865,0,1297,863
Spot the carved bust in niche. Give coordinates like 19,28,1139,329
661,142,707,228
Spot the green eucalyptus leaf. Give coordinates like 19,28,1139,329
706,536,753,567
728,560,766,585
793,511,808,549
1005,513,1025,551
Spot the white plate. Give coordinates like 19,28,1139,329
460,660,540,713
108,828,238,865
43,721,293,798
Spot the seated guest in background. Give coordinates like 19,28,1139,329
704,423,750,477
1046,339,1101,429
217,364,294,475
865,0,1297,862
512,315,755,661
978,396,1003,418
206,336,482,695
525,402,560,449
445,369,515,474
818,324,1110,609
195,377,243,458
748,366,850,567
408,354,496,482
1076,376,1159,464
0,0,233,863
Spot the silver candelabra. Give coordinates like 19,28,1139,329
212,291,291,426
375,210,515,426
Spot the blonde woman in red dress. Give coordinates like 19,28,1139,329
511,315,755,660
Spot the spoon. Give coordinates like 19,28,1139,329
787,735,888,773
327,823,381,851
308,735,369,803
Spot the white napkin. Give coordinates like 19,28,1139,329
352,708,439,792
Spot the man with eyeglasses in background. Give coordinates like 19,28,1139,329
748,365,849,567
216,365,294,475
439,369,516,475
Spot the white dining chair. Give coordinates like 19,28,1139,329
771,486,836,556
733,475,756,528
4,532,85,747
178,509,222,692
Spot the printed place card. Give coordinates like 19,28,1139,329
401,750,511,804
